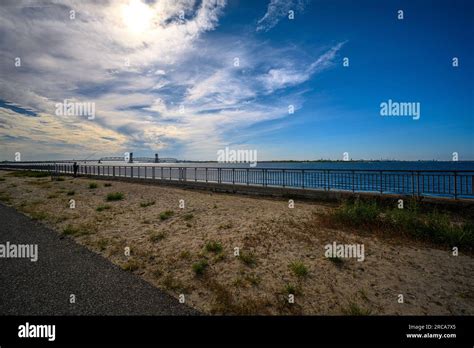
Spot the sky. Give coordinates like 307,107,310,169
0,0,472,161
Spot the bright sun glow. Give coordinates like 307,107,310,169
121,0,154,33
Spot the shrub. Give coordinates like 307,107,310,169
333,199,380,227
284,284,300,295
96,238,108,251
0,192,11,203
179,251,191,259
159,210,174,220
343,302,372,315
149,231,166,242
327,256,344,266
238,251,257,267
62,225,92,236
289,261,308,277
8,171,49,178
140,201,155,208
183,213,194,221
104,183,112,187
106,192,124,201
89,182,98,189
205,241,223,253
192,259,208,275
67,190,75,196
96,205,111,212
121,258,141,272
30,211,48,221
325,199,474,249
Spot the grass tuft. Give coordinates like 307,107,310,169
149,231,166,242
183,213,194,221
140,200,155,208
238,251,257,267
205,240,223,253
192,259,208,275
106,192,124,201
159,210,174,220
343,301,372,315
96,205,111,212
289,261,308,277
62,224,93,236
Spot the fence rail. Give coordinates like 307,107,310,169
1,163,473,199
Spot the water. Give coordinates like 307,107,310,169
83,160,474,171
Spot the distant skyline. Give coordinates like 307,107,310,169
0,0,473,161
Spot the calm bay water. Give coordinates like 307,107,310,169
88,161,474,171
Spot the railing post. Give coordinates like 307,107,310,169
113,166,115,177
206,168,208,183
471,174,474,196
352,170,355,192
152,166,155,180
131,166,134,178
379,171,383,194
326,170,330,191
195,167,197,182
416,171,420,197
302,169,305,189
411,172,415,197
283,169,286,188
232,168,235,184
454,172,457,199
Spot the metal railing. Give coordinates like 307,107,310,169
1,163,473,199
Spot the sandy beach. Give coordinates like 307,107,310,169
0,171,472,315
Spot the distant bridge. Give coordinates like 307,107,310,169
0,152,179,164
99,155,178,163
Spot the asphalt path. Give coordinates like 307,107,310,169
0,203,199,315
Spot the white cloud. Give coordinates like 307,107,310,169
0,0,343,160
257,0,308,32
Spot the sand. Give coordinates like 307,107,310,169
0,171,472,315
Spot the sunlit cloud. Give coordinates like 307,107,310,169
0,0,343,160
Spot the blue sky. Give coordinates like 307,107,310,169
0,0,472,161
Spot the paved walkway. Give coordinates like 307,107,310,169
0,203,199,315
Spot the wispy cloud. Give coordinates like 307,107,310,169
256,0,308,32
0,0,343,160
